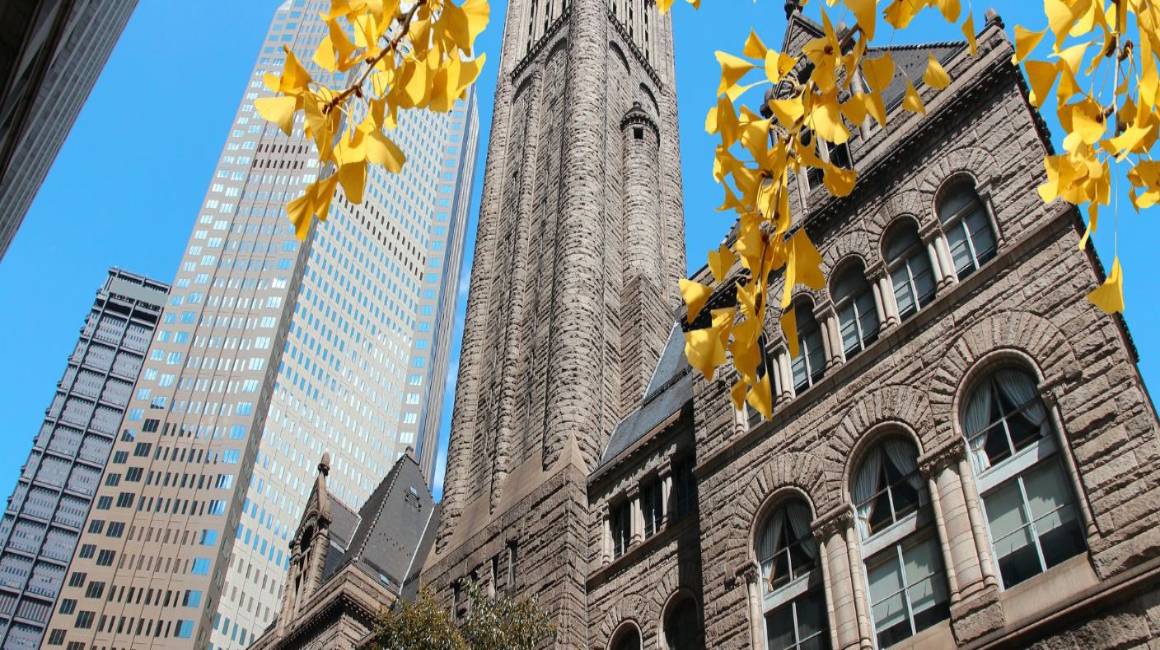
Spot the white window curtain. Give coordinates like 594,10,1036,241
758,511,784,587
785,501,818,560
883,438,921,492
995,370,1047,433
853,448,883,538
964,383,994,470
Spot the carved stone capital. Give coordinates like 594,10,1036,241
919,219,944,243
811,505,854,540
918,438,968,479
865,261,888,281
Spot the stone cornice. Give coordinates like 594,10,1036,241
620,102,659,139
918,437,968,479
510,9,571,81
606,8,664,90
811,504,853,539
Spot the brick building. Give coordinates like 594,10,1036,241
420,2,1160,650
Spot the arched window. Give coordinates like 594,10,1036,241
790,301,826,392
663,593,702,650
883,221,935,321
610,623,642,650
852,437,949,648
832,264,879,359
962,367,1085,589
937,183,997,279
756,499,829,650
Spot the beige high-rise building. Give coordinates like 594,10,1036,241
42,1,478,648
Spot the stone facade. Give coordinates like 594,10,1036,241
424,3,1160,650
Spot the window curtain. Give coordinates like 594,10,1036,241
758,509,784,588
853,448,882,538
786,501,818,560
995,370,1047,435
964,383,994,470
883,438,921,492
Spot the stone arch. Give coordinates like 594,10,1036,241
930,310,1081,440
918,145,1003,214
546,36,569,65
606,618,644,650
599,596,647,648
949,347,1049,444
822,228,874,276
512,73,535,104
658,586,703,649
871,189,927,237
878,213,923,263
827,384,936,501
731,452,838,558
609,40,631,74
842,420,926,504
638,83,660,116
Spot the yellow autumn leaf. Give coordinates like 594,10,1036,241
254,95,298,136
744,30,767,59
962,13,977,57
863,91,887,126
1025,60,1059,107
933,0,961,22
768,97,805,129
764,51,797,84
824,164,857,196
716,51,755,98
1078,203,1098,250
1087,256,1124,314
708,243,736,283
845,0,876,40
780,229,825,308
365,131,406,172
862,53,895,93
1062,98,1106,150
658,0,674,13
1013,25,1047,63
684,327,726,381
902,79,926,114
731,380,748,412
810,95,849,144
923,55,951,90
884,0,924,30
780,306,799,358
746,374,773,419
841,93,868,125
680,278,713,323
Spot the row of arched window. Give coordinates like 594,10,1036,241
786,179,999,394
609,590,701,650
755,365,1086,649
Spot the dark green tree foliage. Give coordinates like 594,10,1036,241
373,583,555,649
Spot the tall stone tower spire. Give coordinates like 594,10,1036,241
423,0,684,639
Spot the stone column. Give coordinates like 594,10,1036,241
811,303,837,371
774,346,795,400
817,302,844,368
743,563,765,649
812,508,868,650
659,465,673,528
601,507,612,565
867,263,899,328
976,177,1006,247
1040,382,1099,538
920,221,955,289
628,486,643,544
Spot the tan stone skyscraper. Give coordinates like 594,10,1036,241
422,0,685,638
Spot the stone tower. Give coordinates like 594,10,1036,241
422,0,684,641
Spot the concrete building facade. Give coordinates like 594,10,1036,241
41,2,477,648
0,269,167,649
423,4,1160,650
0,0,137,260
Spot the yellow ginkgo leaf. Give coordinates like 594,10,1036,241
1013,25,1047,63
1078,203,1098,250
933,0,961,22
845,0,876,40
365,131,406,172
1087,256,1124,314
744,30,767,59
810,95,849,144
1045,0,1079,48
679,278,713,323
278,46,312,95
780,306,799,358
862,53,895,93
884,0,923,30
902,79,926,114
863,91,887,126
746,374,773,419
730,380,748,412
962,13,977,57
824,164,858,197
780,229,825,308
923,55,951,90
716,51,755,98
764,50,797,84
658,0,674,13
254,95,298,136
708,243,736,283
768,97,805,129
1025,60,1059,107
684,328,726,381
1063,98,1106,149
841,93,868,125
337,161,367,204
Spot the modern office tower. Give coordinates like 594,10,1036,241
42,1,478,648
0,269,167,649
0,0,137,260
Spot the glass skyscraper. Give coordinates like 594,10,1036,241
42,1,478,647
0,269,167,650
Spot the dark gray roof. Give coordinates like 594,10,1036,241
868,42,963,109
321,454,438,593
599,325,692,467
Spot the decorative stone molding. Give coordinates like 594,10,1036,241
620,101,660,140
918,438,968,479
812,505,854,540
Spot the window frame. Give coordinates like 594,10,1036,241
790,304,826,392
883,221,936,321
831,265,880,359
756,499,829,650
937,183,998,280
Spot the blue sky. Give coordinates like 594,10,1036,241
0,1,1155,502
